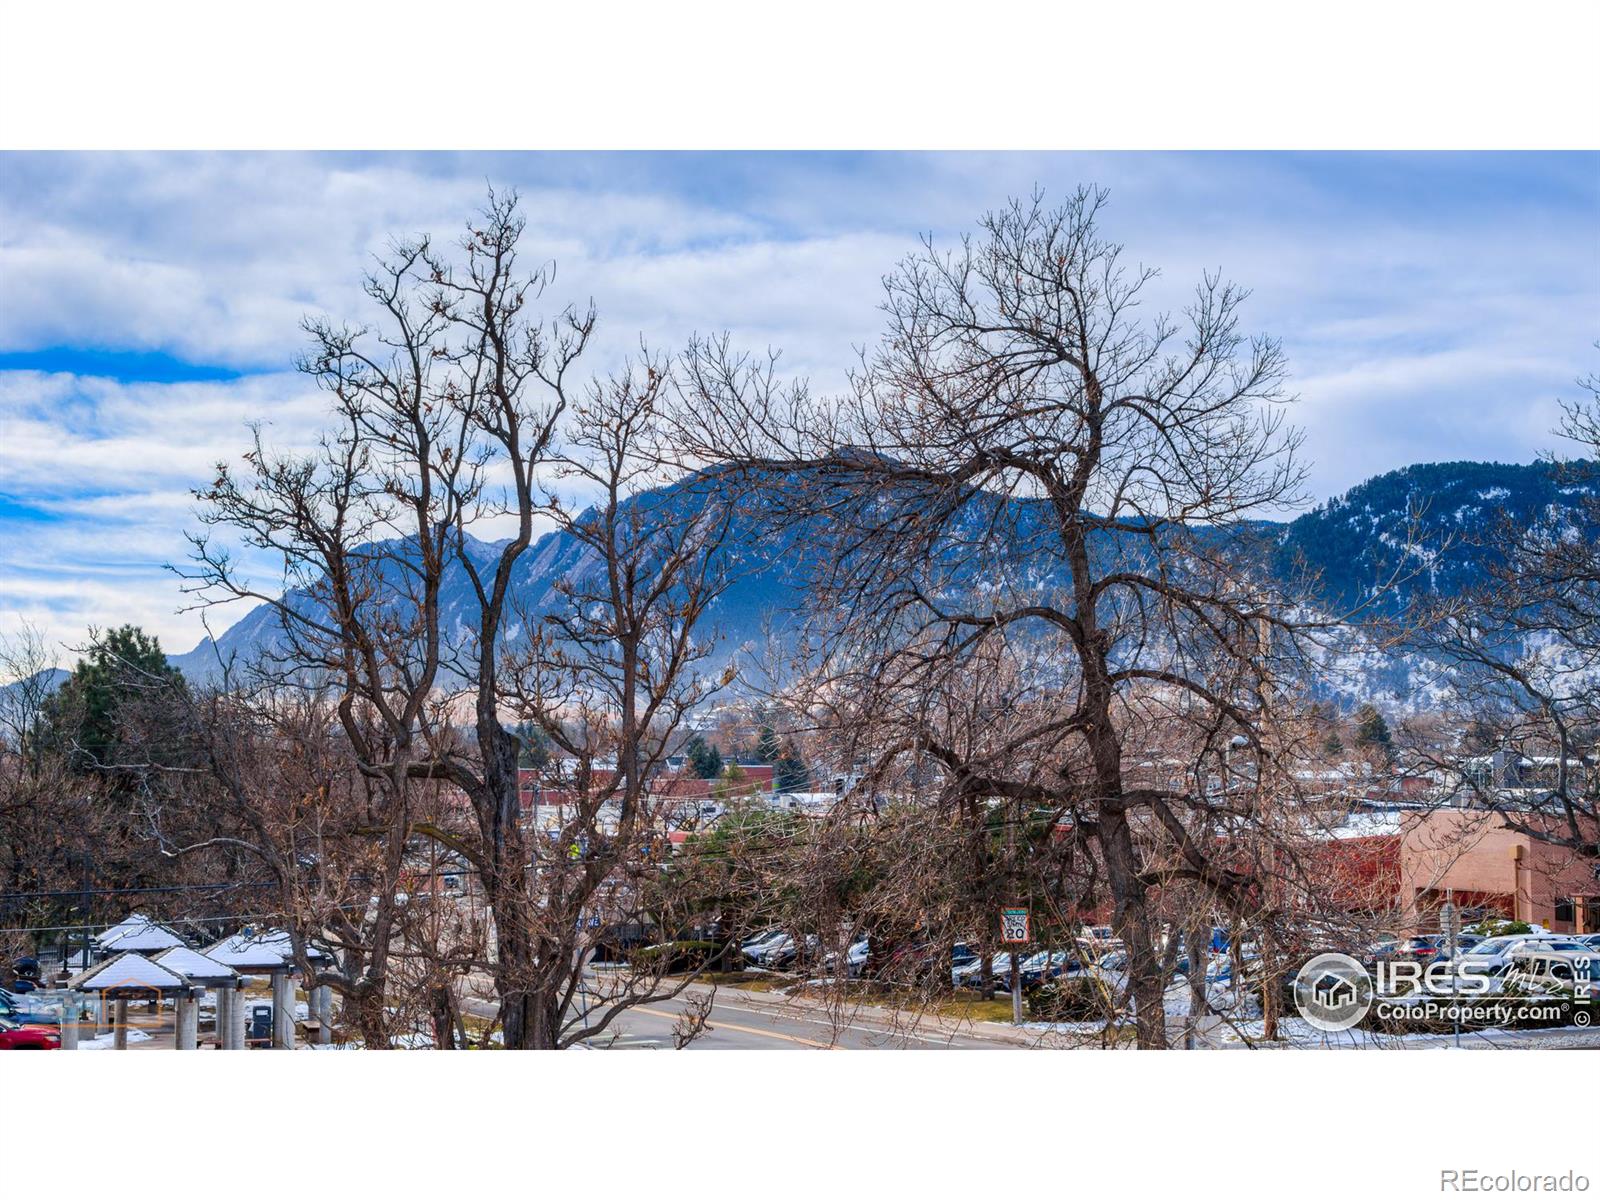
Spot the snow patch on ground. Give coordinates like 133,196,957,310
78,1028,154,1050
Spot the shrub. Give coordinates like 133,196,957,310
629,939,740,974
1028,976,1112,1022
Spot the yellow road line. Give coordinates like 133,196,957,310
628,1004,840,1049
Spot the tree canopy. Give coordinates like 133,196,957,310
38,625,186,776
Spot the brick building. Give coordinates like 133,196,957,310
1397,808,1600,933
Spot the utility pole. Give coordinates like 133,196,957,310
1445,887,1460,1049
1011,952,1023,1024
1251,617,1280,1042
1007,810,1023,1026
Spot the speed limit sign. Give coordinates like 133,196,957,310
1000,907,1030,944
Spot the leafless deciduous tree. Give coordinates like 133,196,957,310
185,193,737,1048
1407,366,1600,862
673,189,1319,1047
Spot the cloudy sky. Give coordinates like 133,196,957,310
1,151,1596,662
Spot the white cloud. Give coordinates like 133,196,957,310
1,152,1595,660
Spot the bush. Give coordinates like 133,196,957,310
1028,976,1112,1022
629,940,741,974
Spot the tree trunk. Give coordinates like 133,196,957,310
351,987,390,1049
429,984,457,1050
1184,913,1209,1050
1100,808,1167,1049
491,910,544,1049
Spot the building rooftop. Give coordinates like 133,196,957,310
69,950,190,995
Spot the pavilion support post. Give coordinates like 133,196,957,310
113,998,129,1050
60,992,80,1050
95,993,110,1037
212,985,229,1048
272,971,296,1050
313,984,333,1045
232,980,248,1049
175,991,197,1050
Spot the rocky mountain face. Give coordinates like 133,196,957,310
161,459,1597,712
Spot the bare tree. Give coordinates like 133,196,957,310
0,623,58,767
673,188,1315,1047
143,682,432,1047
186,192,736,1047
1407,366,1600,863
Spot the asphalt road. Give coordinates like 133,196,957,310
463,984,1025,1050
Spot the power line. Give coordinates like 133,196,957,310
0,881,274,903
0,911,287,936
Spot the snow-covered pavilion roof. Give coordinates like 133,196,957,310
95,912,154,945
203,929,329,971
69,951,191,995
152,946,239,985
100,917,188,954
248,929,330,961
202,933,288,971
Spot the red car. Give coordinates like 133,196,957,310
0,1015,61,1049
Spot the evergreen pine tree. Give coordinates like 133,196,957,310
686,734,723,779
1352,703,1394,757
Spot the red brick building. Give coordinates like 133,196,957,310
1398,809,1600,933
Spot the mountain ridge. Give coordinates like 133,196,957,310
145,456,1598,708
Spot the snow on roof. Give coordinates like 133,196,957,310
1322,811,1403,841
94,912,155,945
152,946,238,984
203,929,330,969
101,919,188,953
203,933,289,970
69,951,190,994
250,929,330,961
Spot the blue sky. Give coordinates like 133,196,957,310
1,151,1596,663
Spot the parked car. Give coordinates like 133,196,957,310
1490,949,1598,1000
846,938,871,976
0,1015,60,1049
740,929,785,956
0,988,60,1027
1401,950,1600,1025
865,940,976,985
1076,926,1122,956
1455,934,1591,973
1018,949,1081,988
821,937,872,978
1362,936,1400,966
743,933,793,966
775,934,824,970
1097,949,1129,972
1398,935,1448,960
953,952,1016,990
746,933,820,970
